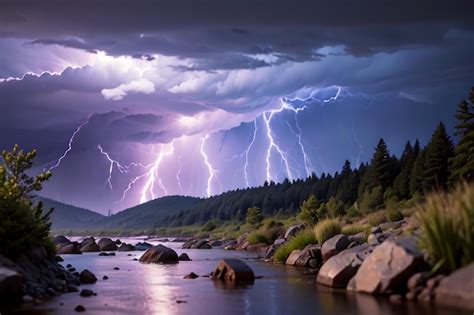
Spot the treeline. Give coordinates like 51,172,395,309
160,87,474,227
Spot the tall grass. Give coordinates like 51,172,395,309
341,224,371,237
273,229,317,262
314,218,341,244
416,183,474,273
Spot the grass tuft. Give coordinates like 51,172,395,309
314,218,342,244
273,229,317,263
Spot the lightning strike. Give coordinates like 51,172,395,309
176,155,184,193
140,140,175,203
200,134,217,197
48,117,90,172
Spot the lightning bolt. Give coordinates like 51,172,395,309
140,140,175,203
263,108,293,182
47,117,90,172
243,119,258,187
176,154,184,194
200,134,217,197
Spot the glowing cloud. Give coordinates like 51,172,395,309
101,78,155,100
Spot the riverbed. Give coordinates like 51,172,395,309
8,237,468,315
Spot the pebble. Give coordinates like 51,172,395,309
75,305,86,312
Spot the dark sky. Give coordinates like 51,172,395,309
1,0,473,213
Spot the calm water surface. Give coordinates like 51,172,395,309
9,237,466,315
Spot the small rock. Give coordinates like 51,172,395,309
23,295,34,303
68,267,76,272
284,224,305,238
54,256,64,262
113,267,120,270
212,259,255,282
75,305,86,312
184,272,199,279
118,243,136,251
176,300,187,304
80,289,96,297
139,244,179,264
371,226,382,234
66,264,72,268
178,253,191,261
67,285,79,292
102,275,109,280
79,269,97,284
426,274,445,290
407,272,430,290
321,234,350,261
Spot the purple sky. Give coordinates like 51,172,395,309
1,0,473,213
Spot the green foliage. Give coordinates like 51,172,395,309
202,220,219,232
387,208,403,222
247,231,269,245
298,195,319,225
341,224,371,237
450,87,474,183
273,228,317,262
359,185,384,212
367,211,388,226
423,122,454,192
0,145,53,257
326,197,344,217
416,183,474,273
246,207,263,228
314,218,341,244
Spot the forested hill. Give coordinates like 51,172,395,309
37,197,105,230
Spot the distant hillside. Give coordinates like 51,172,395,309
100,196,203,230
37,197,105,230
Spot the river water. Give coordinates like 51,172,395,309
9,237,467,315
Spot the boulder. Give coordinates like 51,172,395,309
284,224,305,239
135,242,153,251
80,241,100,252
321,234,350,261
212,259,255,282
367,233,390,246
57,244,82,255
235,233,250,250
79,270,97,284
53,235,71,245
348,232,366,245
352,237,423,294
265,242,284,260
178,253,191,261
407,272,430,290
182,239,197,249
285,245,321,267
117,243,136,251
115,239,122,245
98,238,118,251
139,244,179,264
0,266,23,302
435,263,474,311
183,272,199,279
80,237,95,247
317,244,371,288
209,240,223,247
191,240,211,249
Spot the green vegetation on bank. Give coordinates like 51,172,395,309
0,145,54,257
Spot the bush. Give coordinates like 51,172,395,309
298,195,320,226
387,208,403,222
359,186,384,213
246,207,263,228
416,183,474,273
202,220,219,232
273,229,317,263
0,145,53,258
247,231,269,245
341,224,371,237
314,218,341,244
367,211,387,226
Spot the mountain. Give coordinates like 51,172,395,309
99,196,202,230
37,197,105,230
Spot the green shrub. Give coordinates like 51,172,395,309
341,224,371,237
314,218,341,244
367,211,387,226
247,231,269,245
202,220,219,232
0,145,53,258
387,208,403,222
246,207,263,228
273,229,317,262
264,226,285,243
416,184,474,273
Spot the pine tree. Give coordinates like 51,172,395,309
393,141,417,199
366,138,396,191
410,148,426,195
423,122,454,191
450,87,474,183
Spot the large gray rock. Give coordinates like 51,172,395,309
317,244,372,288
80,241,100,252
285,245,321,267
212,259,255,282
352,237,423,294
0,266,22,302
53,235,70,245
191,240,211,249
57,243,82,255
117,243,135,251
79,269,97,284
321,234,350,261
284,224,305,239
435,263,474,311
98,238,118,251
135,242,153,251
139,244,179,264
264,238,287,260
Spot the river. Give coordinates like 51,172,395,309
9,237,467,315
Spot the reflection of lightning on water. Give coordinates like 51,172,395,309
200,134,217,197
48,117,90,172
